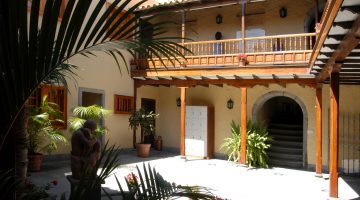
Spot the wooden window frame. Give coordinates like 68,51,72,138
28,84,67,129
114,95,134,114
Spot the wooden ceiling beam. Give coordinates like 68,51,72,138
213,84,223,87
135,78,316,88
317,15,360,82
131,67,309,78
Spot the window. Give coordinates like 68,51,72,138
28,84,67,129
114,95,134,114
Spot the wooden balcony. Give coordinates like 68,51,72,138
133,33,316,70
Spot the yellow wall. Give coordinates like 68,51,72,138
156,0,317,42
137,84,360,167
54,51,134,154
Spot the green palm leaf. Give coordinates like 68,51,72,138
0,0,190,149
114,163,215,200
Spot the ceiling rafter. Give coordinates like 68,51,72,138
134,78,316,88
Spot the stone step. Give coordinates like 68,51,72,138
270,134,303,142
270,140,303,148
268,158,303,169
268,146,303,154
268,128,303,136
268,151,302,161
268,123,303,130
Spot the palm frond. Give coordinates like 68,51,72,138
0,170,19,200
69,141,121,200
113,163,216,200
0,0,189,149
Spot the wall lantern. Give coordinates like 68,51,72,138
279,7,287,18
215,31,222,40
216,14,223,24
227,99,234,109
176,97,181,107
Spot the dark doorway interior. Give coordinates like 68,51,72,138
141,98,156,113
80,90,104,142
260,96,304,169
141,98,156,146
81,92,102,107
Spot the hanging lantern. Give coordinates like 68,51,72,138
279,7,287,18
176,97,181,107
227,99,234,109
216,14,223,24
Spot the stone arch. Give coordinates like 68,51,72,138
252,91,308,167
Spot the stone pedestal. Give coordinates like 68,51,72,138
66,175,102,200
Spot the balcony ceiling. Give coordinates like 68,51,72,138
136,0,265,13
133,66,316,88
310,0,360,85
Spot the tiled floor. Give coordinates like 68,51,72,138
30,150,360,200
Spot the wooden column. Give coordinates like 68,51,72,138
314,0,319,23
180,87,187,156
240,87,247,164
329,71,339,198
241,0,246,53
133,82,138,148
181,11,186,45
315,85,323,177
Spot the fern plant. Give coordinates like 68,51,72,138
221,120,272,168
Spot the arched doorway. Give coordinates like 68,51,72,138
252,92,307,169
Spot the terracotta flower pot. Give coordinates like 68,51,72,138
239,60,247,67
28,153,44,172
155,136,163,151
136,143,151,157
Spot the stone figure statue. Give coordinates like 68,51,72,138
70,119,101,180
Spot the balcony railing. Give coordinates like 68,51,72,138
134,32,316,69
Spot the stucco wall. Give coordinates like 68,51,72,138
156,0,318,42
53,51,134,154
137,84,360,167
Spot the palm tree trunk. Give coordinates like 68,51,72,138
14,106,29,181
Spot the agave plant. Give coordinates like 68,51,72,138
69,105,112,137
108,163,215,200
221,120,272,168
0,0,190,150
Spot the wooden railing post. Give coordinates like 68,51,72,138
181,11,186,55
241,0,246,54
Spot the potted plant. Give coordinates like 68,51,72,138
236,53,248,66
129,109,159,157
27,95,68,172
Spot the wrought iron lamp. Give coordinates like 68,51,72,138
279,7,287,18
227,99,234,109
216,14,222,24
176,97,181,107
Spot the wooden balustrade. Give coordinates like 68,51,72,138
137,33,316,69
